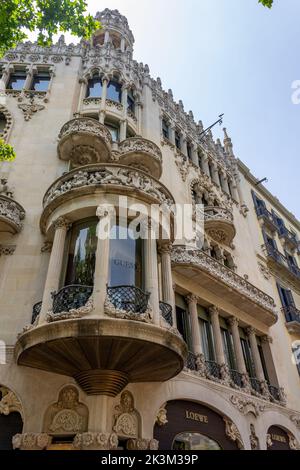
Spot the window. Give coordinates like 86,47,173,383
175,131,181,150
286,251,298,268
127,90,135,114
65,219,98,286
31,71,51,92
162,119,169,139
277,284,295,308
221,328,236,369
176,305,191,348
86,77,103,98
187,142,192,160
200,319,215,361
107,80,122,103
173,433,221,451
251,191,266,216
272,211,286,233
105,122,119,142
7,69,27,90
258,344,270,383
109,224,143,288
241,338,256,377
208,161,214,180
0,113,6,135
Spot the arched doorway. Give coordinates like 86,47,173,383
267,426,297,450
0,386,23,450
154,400,242,450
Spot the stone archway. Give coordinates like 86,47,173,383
0,386,23,450
154,400,244,450
267,425,299,451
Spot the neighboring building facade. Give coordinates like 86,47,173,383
0,9,299,450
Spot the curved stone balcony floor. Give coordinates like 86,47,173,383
0,195,25,234
117,137,163,179
57,117,112,166
172,246,277,327
204,206,236,246
15,318,187,396
41,163,174,233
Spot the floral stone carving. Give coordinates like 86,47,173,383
113,391,139,439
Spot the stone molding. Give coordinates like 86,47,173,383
73,432,119,450
12,433,52,450
223,417,244,450
118,137,162,165
0,195,25,233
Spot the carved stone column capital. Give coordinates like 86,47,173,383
96,204,115,220
245,326,256,337
261,335,273,344
227,316,239,328
158,242,173,255
185,294,199,305
53,216,71,231
0,245,16,256
208,305,220,317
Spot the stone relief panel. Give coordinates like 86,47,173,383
113,391,140,439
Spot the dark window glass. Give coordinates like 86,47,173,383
173,433,221,451
0,112,6,134
86,77,103,98
65,219,98,286
176,306,192,348
277,284,295,308
258,344,270,383
200,319,215,361
7,70,26,90
198,152,202,169
208,162,214,179
107,80,122,103
175,131,181,149
187,143,192,160
127,90,135,113
241,338,256,377
109,225,143,288
31,72,50,92
221,328,236,369
162,119,169,139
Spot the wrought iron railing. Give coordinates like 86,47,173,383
206,360,221,379
268,384,281,402
264,243,300,280
256,206,277,229
186,351,198,371
277,226,299,248
52,285,93,314
230,369,243,388
107,285,150,314
282,305,300,324
31,301,42,324
250,377,261,394
159,301,173,326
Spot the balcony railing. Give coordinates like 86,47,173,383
250,377,261,394
186,351,198,371
230,369,243,388
31,301,42,324
51,285,93,314
159,301,173,326
277,226,299,249
107,285,150,314
256,206,277,231
268,384,281,402
263,243,300,281
281,305,300,324
206,360,221,380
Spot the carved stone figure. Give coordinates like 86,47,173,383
113,391,140,439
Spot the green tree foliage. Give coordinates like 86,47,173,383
0,0,100,57
0,140,16,162
259,0,274,7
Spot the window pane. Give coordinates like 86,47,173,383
0,113,6,134
106,124,119,142
31,73,50,92
7,72,26,90
109,225,142,287
107,81,122,102
65,220,97,286
173,433,221,451
86,78,102,98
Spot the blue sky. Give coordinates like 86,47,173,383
34,0,300,218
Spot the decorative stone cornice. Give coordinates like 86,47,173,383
171,246,277,326
230,395,265,417
73,432,118,450
127,438,159,450
0,195,25,233
13,433,52,450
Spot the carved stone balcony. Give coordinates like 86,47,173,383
57,117,112,167
117,137,163,179
16,284,187,396
171,246,277,326
204,206,236,246
41,163,173,232
262,243,300,288
0,195,25,234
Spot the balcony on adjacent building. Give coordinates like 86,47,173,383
263,243,300,286
255,206,277,233
57,117,112,167
282,305,300,334
117,137,163,179
171,246,277,327
277,226,299,251
0,195,25,234
204,206,236,246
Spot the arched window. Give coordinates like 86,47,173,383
107,79,122,103
172,432,221,450
86,75,103,98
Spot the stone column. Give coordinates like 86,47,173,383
209,306,225,365
186,295,202,355
159,243,176,327
38,217,70,324
191,145,199,166
143,221,160,325
120,85,128,141
228,317,246,374
228,178,239,202
23,65,33,90
136,101,143,135
181,135,187,156
77,78,87,113
220,171,230,195
92,205,114,316
169,126,176,146
246,327,265,381
104,31,110,43
120,37,126,52
211,163,221,186
99,78,108,124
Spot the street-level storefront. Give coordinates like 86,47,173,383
154,400,241,450
267,426,294,451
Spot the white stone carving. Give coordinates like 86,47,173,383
73,432,119,450
230,395,265,417
113,391,139,439
13,433,52,450
0,195,25,232
224,417,244,450
0,387,22,416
